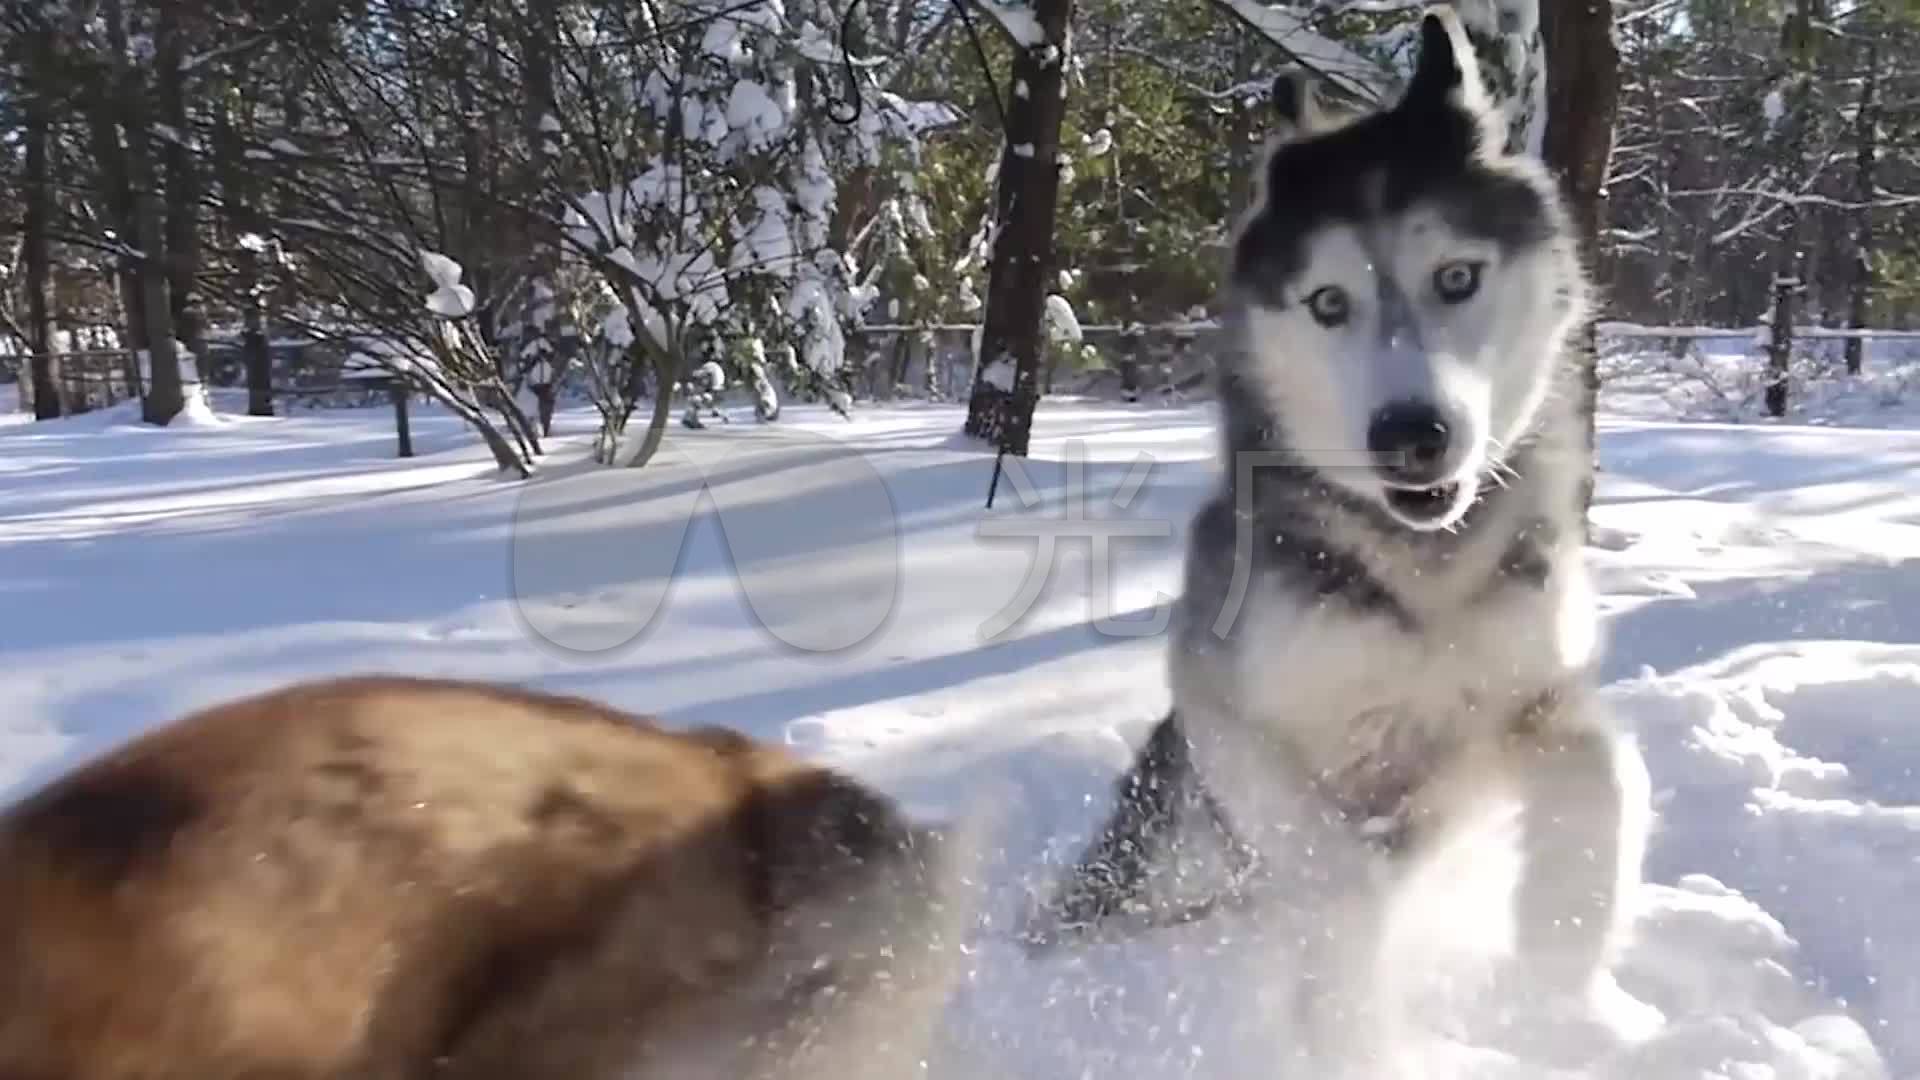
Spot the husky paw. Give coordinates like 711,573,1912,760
1580,971,1666,1044
1481,969,1664,1065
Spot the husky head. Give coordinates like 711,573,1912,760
1226,6,1587,532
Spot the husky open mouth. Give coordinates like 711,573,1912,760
1385,481,1461,524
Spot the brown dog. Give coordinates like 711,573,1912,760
0,675,983,1079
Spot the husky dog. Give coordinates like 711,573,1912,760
0,675,984,1080
1032,7,1653,1073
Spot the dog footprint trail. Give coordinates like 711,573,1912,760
1588,877,1891,1080
1602,647,1920,1077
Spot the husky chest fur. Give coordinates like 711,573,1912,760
1041,8,1652,1073
0,676,977,1080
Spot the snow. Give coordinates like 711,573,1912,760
134,341,203,388
5,379,1920,1078
600,307,635,349
418,250,475,319
342,336,442,379
1221,0,1391,96
1600,329,1920,427
980,355,1017,392
787,270,849,373
977,0,1047,48
1043,293,1082,344
1452,0,1547,154
880,94,966,135
725,79,787,147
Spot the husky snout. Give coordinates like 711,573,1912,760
1364,382,1485,530
1367,400,1459,486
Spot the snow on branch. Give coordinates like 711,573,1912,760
419,250,476,319
1451,0,1545,155
1044,293,1083,344
1209,0,1392,99
1672,186,1920,211
970,0,1049,47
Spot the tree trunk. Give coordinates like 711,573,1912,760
155,0,204,361
1765,0,1818,419
1845,36,1878,376
1767,276,1796,418
625,354,679,469
215,90,276,416
83,70,147,402
23,43,63,420
102,0,185,424
963,0,1076,457
455,53,496,351
1540,0,1620,516
522,2,567,432
271,72,307,319
472,414,532,478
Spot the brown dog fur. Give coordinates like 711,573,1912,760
0,675,981,1080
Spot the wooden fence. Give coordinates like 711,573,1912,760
1,349,145,414
1598,321,1920,416
1,349,417,457
9,320,1920,426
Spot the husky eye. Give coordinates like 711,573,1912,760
1433,260,1483,303
1305,285,1350,327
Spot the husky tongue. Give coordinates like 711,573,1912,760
1386,483,1458,522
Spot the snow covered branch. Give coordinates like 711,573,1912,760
1208,0,1393,101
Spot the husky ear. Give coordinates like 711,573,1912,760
1270,67,1333,139
1403,6,1496,124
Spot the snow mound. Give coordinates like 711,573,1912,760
169,385,225,428
1603,645,1920,1074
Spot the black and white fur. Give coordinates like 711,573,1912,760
1030,8,1653,1074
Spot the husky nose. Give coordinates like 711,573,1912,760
1367,402,1454,485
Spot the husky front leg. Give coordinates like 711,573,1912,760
1507,712,1652,1006
1182,728,1411,1076
1287,848,1409,1078
1025,711,1257,948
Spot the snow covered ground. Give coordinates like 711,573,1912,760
2,380,1917,1078
1599,328,1920,430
